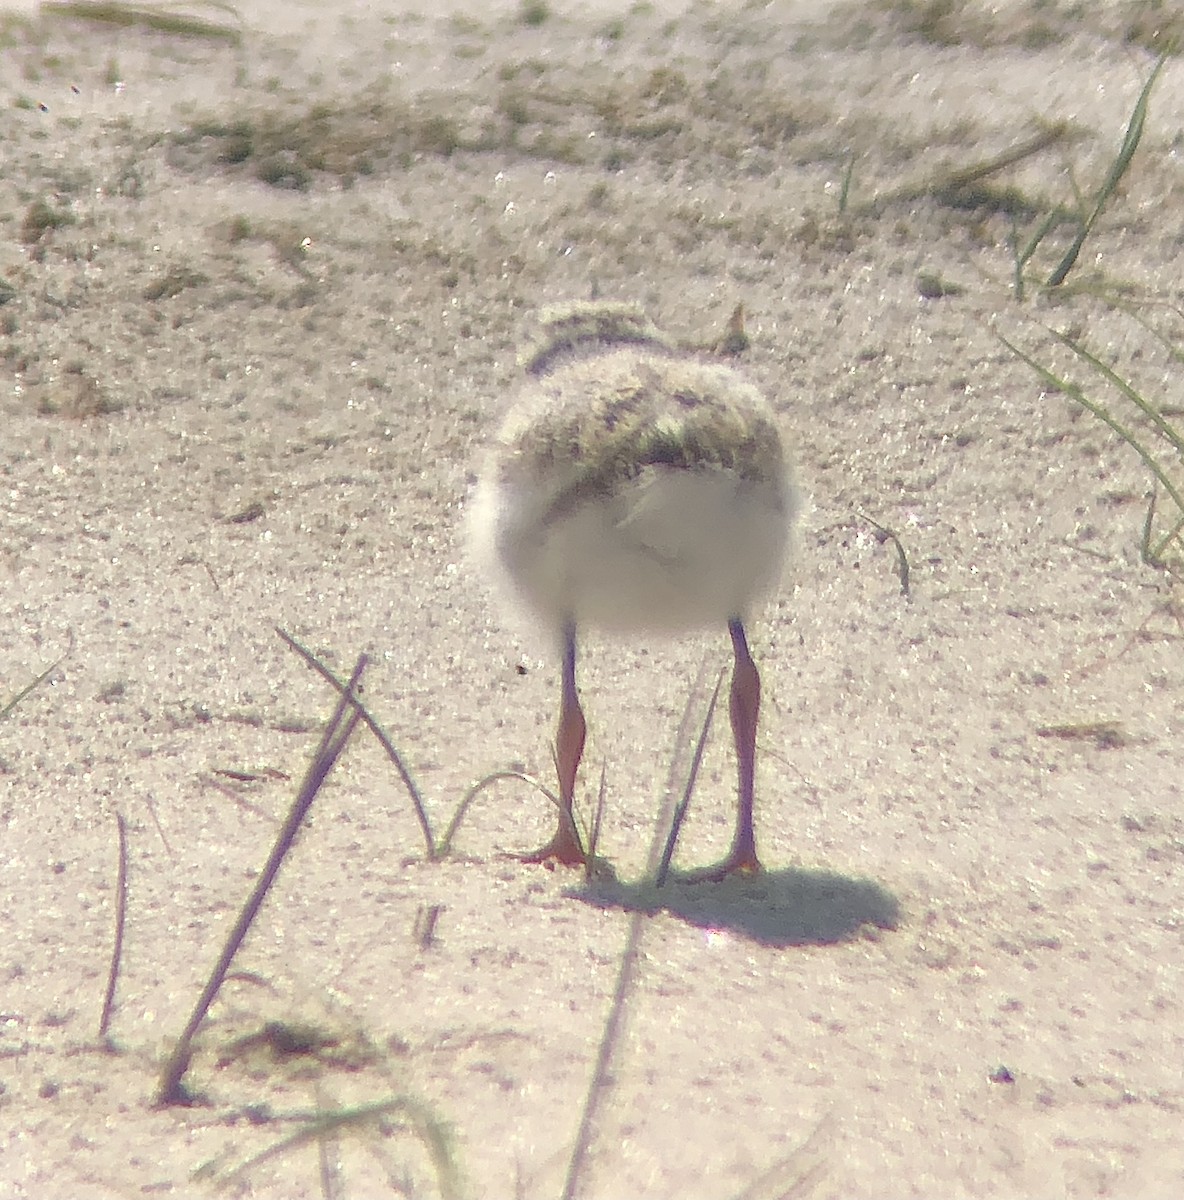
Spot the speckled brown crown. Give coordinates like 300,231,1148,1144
522,300,674,377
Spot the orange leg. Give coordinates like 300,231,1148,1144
522,621,586,866
685,618,763,881
725,617,762,873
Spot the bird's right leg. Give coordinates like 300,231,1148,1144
523,620,587,866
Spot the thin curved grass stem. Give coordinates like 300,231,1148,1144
276,627,436,859
436,770,561,860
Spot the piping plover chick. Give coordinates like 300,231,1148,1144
473,301,797,877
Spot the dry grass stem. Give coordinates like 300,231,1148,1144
860,513,912,598
562,660,720,1198
98,810,129,1040
655,669,724,887
1,652,65,722
860,123,1073,214
155,655,367,1106
585,762,608,883
276,627,436,858
436,769,560,860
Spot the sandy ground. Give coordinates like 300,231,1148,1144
2,1,1184,1196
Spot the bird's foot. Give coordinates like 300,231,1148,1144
677,848,762,885
519,825,586,869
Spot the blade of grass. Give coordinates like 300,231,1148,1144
561,888,644,1199
1009,210,1059,300
862,123,1072,214
837,153,855,215
859,513,912,597
1,654,64,721
42,0,243,43
206,1094,460,1198
585,762,608,883
277,627,436,859
562,658,717,1200
156,655,367,1106
1051,328,1184,455
1116,303,1184,364
999,332,1184,565
1047,54,1167,287
729,1112,835,1200
435,769,560,860
98,810,129,1040
1152,501,1184,565
1141,486,1159,565
314,1082,343,1200
1052,331,1184,560
655,670,724,888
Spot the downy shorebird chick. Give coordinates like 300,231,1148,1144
472,301,798,877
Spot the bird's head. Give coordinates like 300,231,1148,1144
522,300,672,376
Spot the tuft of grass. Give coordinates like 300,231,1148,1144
517,0,550,26
198,1092,461,1197
20,196,74,244
888,0,974,47
172,93,468,188
37,365,123,418
854,0,1183,53
190,1000,462,1196
142,264,209,301
1001,317,1184,571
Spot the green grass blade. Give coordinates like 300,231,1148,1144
1120,305,1184,365
1011,209,1059,297
838,153,855,214
41,1,243,43
1152,507,1184,564
1,656,62,721
435,769,560,860
1141,487,1158,564
1018,210,1059,270
210,1095,460,1197
998,333,1184,526
1047,53,1167,287
1051,329,1184,456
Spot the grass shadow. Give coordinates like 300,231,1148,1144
573,865,901,948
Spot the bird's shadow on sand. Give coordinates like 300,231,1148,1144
571,866,901,948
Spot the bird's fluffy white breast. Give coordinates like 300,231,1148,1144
473,463,795,634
